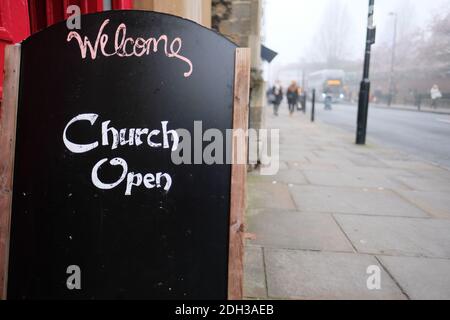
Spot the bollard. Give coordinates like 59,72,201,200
311,89,316,122
302,95,307,114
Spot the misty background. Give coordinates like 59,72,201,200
263,0,450,105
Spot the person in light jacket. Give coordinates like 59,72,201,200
430,84,442,109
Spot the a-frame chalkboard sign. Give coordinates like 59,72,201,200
0,11,249,300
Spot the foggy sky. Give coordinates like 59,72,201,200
263,0,449,66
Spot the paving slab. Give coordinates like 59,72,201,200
381,159,446,171
246,209,353,252
289,185,428,217
250,169,308,185
304,154,355,168
247,180,296,211
335,215,450,259
244,246,267,299
396,190,450,219
347,154,390,168
280,149,315,162
379,256,450,300
264,249,406,300
373,151,415,161
285,159,311,168
414,169,450,181
302,170,405,189
296,163,339,171
394,176,450,192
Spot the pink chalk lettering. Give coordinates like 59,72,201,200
67,19,193,78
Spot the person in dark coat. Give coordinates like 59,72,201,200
269,81,284,116
286,81,299,116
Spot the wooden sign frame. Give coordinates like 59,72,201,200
228,48,250,300
0,44,250,300
0,44,21,299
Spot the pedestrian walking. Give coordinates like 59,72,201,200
324,92,332,110
269,81,284,116
430,84,442,109
296,86,306,112
287,81,299,116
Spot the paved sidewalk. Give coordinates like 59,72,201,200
244,105,450,300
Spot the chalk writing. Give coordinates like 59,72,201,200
63,113,178,195
67,19,193,77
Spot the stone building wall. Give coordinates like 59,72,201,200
134,0,211,28
212,0,266,167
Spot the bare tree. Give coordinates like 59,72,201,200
370,3,450,101
372,0,422,74
314,1,352,67
396,0,418,42
418,6,450,73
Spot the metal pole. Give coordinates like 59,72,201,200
387,12,397,107
302,70,306,92
311,89,316,122
302,70,307,113
356,0,376,145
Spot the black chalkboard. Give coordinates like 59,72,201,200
7,10,238,299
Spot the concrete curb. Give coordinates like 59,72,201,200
371,104,450,115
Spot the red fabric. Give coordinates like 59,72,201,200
30,0,105,32
112,0,133,10
0,0,134,101
0,0,30,100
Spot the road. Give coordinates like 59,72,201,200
313,103,450,169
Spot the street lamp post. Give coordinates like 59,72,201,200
356,0,376,145
387,12,397,107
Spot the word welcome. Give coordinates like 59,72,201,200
63,113,178,195
67,19,193,77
